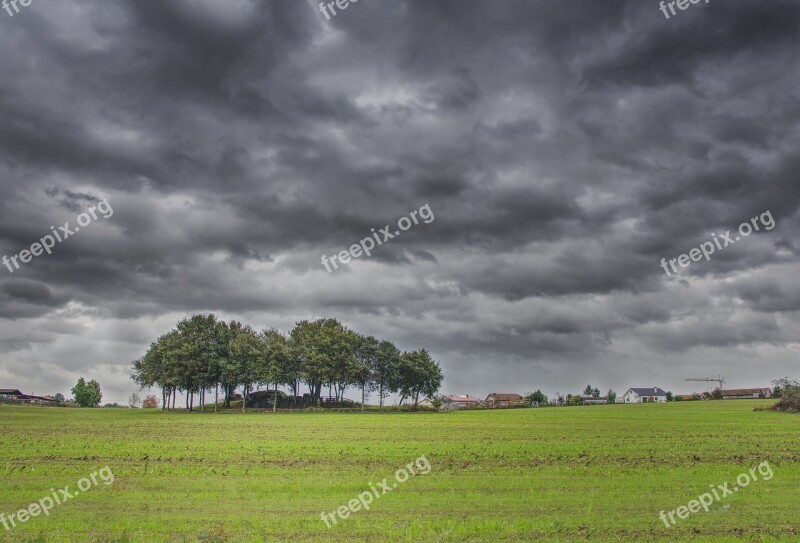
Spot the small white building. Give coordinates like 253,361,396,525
621,387,668,403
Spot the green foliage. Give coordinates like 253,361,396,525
395,349,444,407
71,377,102,407
666,391,674,402
373,340,401,408
772,378,800,412
607,389,616,404
131,314,441,411
526,390,548,406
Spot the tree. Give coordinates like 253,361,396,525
350,333,378,411
142,395,159,408
176,314,227,411
592,388,600,398
710,388,723,400
129,393,140,408
290,319,353,405
72,378,102,407
52,393,65,404
526,390,548,406
372,340,400,409
394,349,443,407
566,394,582,406
583,384,593,396
260,328,292,412
666,391,674,402
132,331,183,411
227,322,263,412
607,389,617,404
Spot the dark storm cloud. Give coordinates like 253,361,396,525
0,0,798,401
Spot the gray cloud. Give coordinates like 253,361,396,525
0,0,798,403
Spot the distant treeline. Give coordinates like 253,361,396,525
131,315,443,411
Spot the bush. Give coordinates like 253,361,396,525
771,378,800,413
143,395,159,409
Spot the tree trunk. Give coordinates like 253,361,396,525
172,388,176,410
273,383,277,413
362,385,365,412
215,384,218,413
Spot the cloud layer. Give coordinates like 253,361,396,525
1,0,798,402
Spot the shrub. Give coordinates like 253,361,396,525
143,395,159,409
771,378,800,413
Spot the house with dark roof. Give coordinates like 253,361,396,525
0,389,60,406
620,387,668,403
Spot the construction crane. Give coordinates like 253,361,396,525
685,375,726,390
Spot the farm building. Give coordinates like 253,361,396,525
676,393,706,401
0,389,60,406
581,396,608,405
721,388,772,400
484,393,526,408
443,394,482,409
620,387,668,403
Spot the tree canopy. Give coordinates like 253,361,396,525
131,314,443,410
71,378,102,407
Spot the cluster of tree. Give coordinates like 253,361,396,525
548,385,619,406
71,378,102,407
131,314,444,412
772,378,800,412
583,385,601,398
526,390,548,405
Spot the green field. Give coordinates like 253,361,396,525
1,401,799,542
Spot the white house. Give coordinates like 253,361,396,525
621,387,668,403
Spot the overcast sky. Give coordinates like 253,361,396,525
1,0,798,404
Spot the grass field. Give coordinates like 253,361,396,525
1,401,799,542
